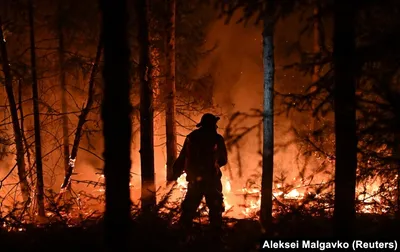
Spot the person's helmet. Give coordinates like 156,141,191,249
196,113,220,128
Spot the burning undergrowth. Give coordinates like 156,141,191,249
0,165,398,251
0,109,398,233
0,169,394,232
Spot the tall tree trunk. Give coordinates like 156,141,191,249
18,79,33,185
149,48,162,179
260,17,275,234
60,39,103,191
0,17,30,203
28,0,45,218
312,0,322,132
99,0,132,250
333,0,357,237
58,1,70,187
148,28,161,180
136,0,156,211
312,1,321,84
394,132,400,219
165,0,177,182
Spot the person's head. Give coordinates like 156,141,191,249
196,113,220,130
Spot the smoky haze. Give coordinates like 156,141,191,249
196,11,321,188
0,8,327,217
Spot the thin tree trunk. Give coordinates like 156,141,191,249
149,48,162,180
18,79,33,184
394,132,400,219
0,17,30,203
99,0,132,249
58,1,70,186
136,0,156,211
312,1,322,131
148,35,161,177
60,38,103,191
165,0,177,182
260,17,275,234
28,0,45,218
333,0,357,237
312,1,321,84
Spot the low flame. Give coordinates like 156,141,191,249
175,172,387,217
0,165,392,232
175,172,306,217
175,172,234,212
176,172,188,189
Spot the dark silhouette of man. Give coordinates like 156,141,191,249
172,113,228,231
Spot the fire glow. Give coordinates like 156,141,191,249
0,164,391,231
102,169,390,217
173,172,385,218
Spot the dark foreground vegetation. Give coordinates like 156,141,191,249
1,213,399,252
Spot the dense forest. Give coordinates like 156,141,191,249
0,0,399,251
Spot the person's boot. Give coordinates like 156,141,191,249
209,216,226,250
177,215,195,246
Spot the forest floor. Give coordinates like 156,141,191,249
0,214,399,252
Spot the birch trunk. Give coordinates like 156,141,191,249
260,18,275,233
60,38,103,191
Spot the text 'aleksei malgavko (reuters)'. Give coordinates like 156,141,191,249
260,239,398,251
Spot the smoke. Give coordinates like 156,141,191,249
195,11,324,190
0,8,327,216
126,10,325,209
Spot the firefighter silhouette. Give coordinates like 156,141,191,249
172,113,228,230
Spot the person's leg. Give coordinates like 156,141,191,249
179,182,203,229
204,179,224,231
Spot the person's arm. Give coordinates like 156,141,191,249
172,137,189,179
217,135,228,167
